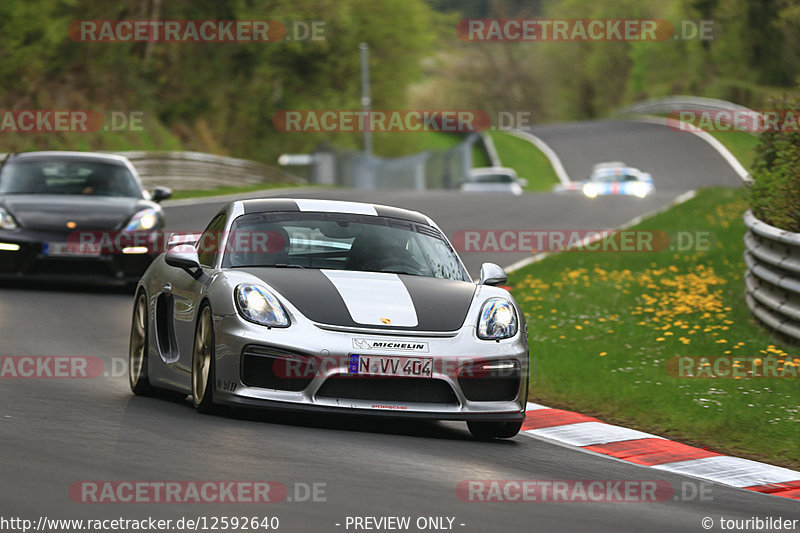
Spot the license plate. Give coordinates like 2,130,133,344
349,354,432,378
43,242,101,257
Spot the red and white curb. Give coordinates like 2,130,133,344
522,402,800,500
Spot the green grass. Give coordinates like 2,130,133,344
472,141,491,168
646,112,759,171
0,114,185,154
169,182,308,200
488,131,560,191
373,131,464,156
510,188,799,468
708,131,759,171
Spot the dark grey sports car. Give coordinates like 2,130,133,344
0,151,171,284
130,198,529,439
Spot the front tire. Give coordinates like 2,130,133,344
129,292,155,395
192,304,217,414
467,421,523,440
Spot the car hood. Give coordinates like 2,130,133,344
238,268,477,332
0,195,147,232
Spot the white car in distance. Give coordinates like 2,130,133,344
461,167,527,196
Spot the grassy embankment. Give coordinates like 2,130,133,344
510,188,799,468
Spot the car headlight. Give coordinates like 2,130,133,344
477,298,518,340
582,183,598,198
631,182,649,198
124,208,158,231
235,284,290,328
0,207,19,230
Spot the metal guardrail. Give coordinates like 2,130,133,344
110,151,301,191
0,150,301,191
743,210,800,342
617,96,756,116
480,132,501,167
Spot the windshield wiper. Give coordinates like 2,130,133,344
370,269,422,277
273,263,306,268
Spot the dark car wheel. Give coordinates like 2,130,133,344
467,421,523,440
192,304,217,414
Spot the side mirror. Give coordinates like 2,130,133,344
479,262,507,286
151,186,172,203
518,178,529,187
165,245,201,276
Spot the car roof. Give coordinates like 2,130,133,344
7,151,132,166
591,161,627,170
469,166,517,176
236,198,433,225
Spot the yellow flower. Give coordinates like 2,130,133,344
599,352,607,357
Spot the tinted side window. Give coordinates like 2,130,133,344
197,213,226,267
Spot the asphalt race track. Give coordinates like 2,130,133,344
528,119,744,189
2,121,795,532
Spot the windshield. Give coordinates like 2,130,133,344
468,173,515,184
221,212,469,281
591,171,641,183
0,160,142,198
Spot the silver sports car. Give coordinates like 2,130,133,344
129,198,528,439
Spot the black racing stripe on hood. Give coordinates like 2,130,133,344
237,268,476,332
242,199,301,214
399,275,476,331
240,268,356,326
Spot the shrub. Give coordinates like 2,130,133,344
748,93,800,232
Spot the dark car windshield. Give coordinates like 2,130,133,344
468,173,515,184
220,212,470,281
0,160,142,198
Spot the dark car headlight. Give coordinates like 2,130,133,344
235,284,290,328
477,298,518,340
124,208,158,231
0,207,19,230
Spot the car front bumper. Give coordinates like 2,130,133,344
209,312,529,422
0,229,158,283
